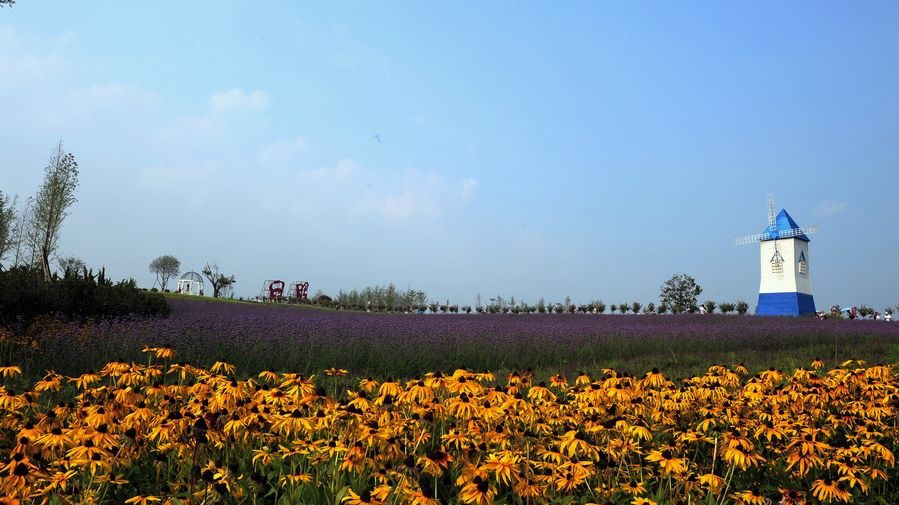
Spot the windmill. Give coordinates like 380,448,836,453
735,195,819,316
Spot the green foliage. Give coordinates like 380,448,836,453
595,300,606,314
702,300,717,314
660,273,702,314
0,266,170,332
335,283,427,312
858,305,873,317
618,303,629,314
735,300,750,315
647,302,655,313
0,190,15,268
657,303,669,314
202,262,236,298
719,302,735,314
33,142,79,281
149,254,181,291
631,301,642,314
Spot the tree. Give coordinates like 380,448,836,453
596,300,606,314
0,191,16,269
659,273,702,314
149,255,181,292
10,196,37,268
32,142,79,281
657,303,669,314
0,1,15,7
735,300,750,315
57,256,86,275
719,302,735,314
202,262,235,298
702,300,717,314
610,304,617,314
618,303,629,314
646,302,655,314
631,301,643,314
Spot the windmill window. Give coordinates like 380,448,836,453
798,260,807,274
770,251,784,274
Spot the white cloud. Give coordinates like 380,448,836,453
378,170,442,219
264,161,474,221
0,24,70,86
67,82,159,117
138,160,221,207
139,160,220,189
460,177,478,200
259,136,309,164
210,88,269,113
814,200,848,217
155,88,269,147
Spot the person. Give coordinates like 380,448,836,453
886,312,893,322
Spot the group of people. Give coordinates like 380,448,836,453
816,305,893,321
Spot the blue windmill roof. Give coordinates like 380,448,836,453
761,209,809,241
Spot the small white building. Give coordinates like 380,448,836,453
176,271,204,296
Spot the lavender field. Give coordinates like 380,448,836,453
19,297,898,379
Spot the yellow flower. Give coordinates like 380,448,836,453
811,478,851,503
459,476,497,505
480,451,519,485
645,448,687,475
342,489,385,505
124,496,161,505
0,365,22,378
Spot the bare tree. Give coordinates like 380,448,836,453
0,191,16,269
202,262,236,298
32,142,79,281
149,255,181,291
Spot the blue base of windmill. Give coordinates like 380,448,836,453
757,292,816,316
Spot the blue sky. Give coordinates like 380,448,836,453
2,2,897,309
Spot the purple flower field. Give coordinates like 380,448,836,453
31,297,899,378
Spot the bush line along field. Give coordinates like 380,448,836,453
9,297,899,382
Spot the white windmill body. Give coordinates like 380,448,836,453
735,196,819,316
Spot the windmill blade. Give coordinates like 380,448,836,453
777,225,820,239
767,194,776,226
735,233,765,246
802,225,820,235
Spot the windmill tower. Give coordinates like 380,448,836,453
735,195,820,316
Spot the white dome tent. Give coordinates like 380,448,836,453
176,271,204,296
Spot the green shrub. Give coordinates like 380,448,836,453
0,266,170,332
